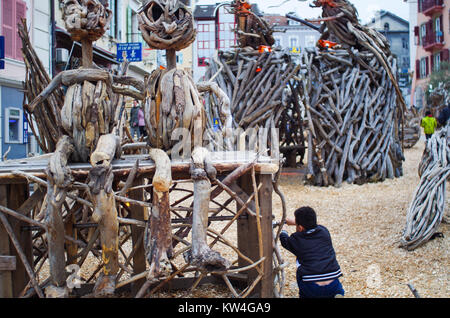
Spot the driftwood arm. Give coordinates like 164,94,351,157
28,69,113,113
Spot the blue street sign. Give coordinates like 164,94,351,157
117,42,142,62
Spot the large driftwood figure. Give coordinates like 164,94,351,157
136,0,230,290
201,0,301,158
311,0,407,113
27,0,123,297
281,0,406,187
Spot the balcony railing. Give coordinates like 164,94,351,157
422,31,445,51
421,0,444,16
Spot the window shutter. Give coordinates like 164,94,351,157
127,7,132,43
116,0,123,41
430,55,434,73
108,0,116,38
425,56,429,76
2,0,14,58
414,26,419,36
441,49,449,62
15,0,26,60
415,59,420,79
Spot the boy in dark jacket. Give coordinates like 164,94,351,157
280,206,344,298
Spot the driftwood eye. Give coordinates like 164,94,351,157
148,3,164,22
174,8,185,21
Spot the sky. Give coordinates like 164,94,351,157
195,0,410,24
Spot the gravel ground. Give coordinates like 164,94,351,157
276,140,449,298
37,140,448,298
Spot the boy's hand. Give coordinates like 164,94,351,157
285,218,296,226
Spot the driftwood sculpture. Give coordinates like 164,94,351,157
402,106,421,149
200,1,302,162
284,0,405,186
311,0,407,114
401,123,449,250
230,0,275,50
24,0,124,296
136,0,231,289
11,0,285,299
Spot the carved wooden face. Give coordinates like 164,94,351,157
63,0,112,42
138,0,196,51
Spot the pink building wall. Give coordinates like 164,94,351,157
411,0,450,109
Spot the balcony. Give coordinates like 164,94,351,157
422,31,445,52
421,0,444,17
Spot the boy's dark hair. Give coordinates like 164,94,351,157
425,110,431,116
294,207,317,230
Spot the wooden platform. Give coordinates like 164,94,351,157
0,151,279,184
0,151,281,298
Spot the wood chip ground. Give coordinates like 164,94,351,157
37,140,449,298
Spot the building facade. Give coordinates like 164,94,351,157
265,13,321,61
411,0,449,109
0,0,51,160
53,0,158,82
192,3,239,82
366,10,411,100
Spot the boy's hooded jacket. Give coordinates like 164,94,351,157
280,225,342,282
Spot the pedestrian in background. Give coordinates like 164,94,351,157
129,101,140,140
138,106,146,139
421,110,437,141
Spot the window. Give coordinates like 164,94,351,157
305,35,316,48
420,23,426,45
289,37,298,49
2,0,26,61
384,23,390,31
402,38,409,50
274,37,281,47
420,57,428,79
198,57,209,67
198,24,209,33
5,108,23,143
402,57,410,68
176,52,183,65
435,16,442,43
434,53,441,72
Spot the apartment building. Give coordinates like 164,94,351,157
366,10,411,99
265,13,321,60
411,0,449,108
192,2,241,82
0,0,51,160
53,0,158,81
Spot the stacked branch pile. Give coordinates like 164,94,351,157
297,48,405,186
201,49,302,156
401,124,449,250
292,0,406,186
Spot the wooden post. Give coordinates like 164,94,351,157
65,210,78,265
128,177,147,295
237,172,274,297
6,184,31,297
256,173,274,298
166,49,177,70
81,39,93,68
0,185,13,298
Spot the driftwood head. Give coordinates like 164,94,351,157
311,0,358,20
138,0,196,51
63,0,112,42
